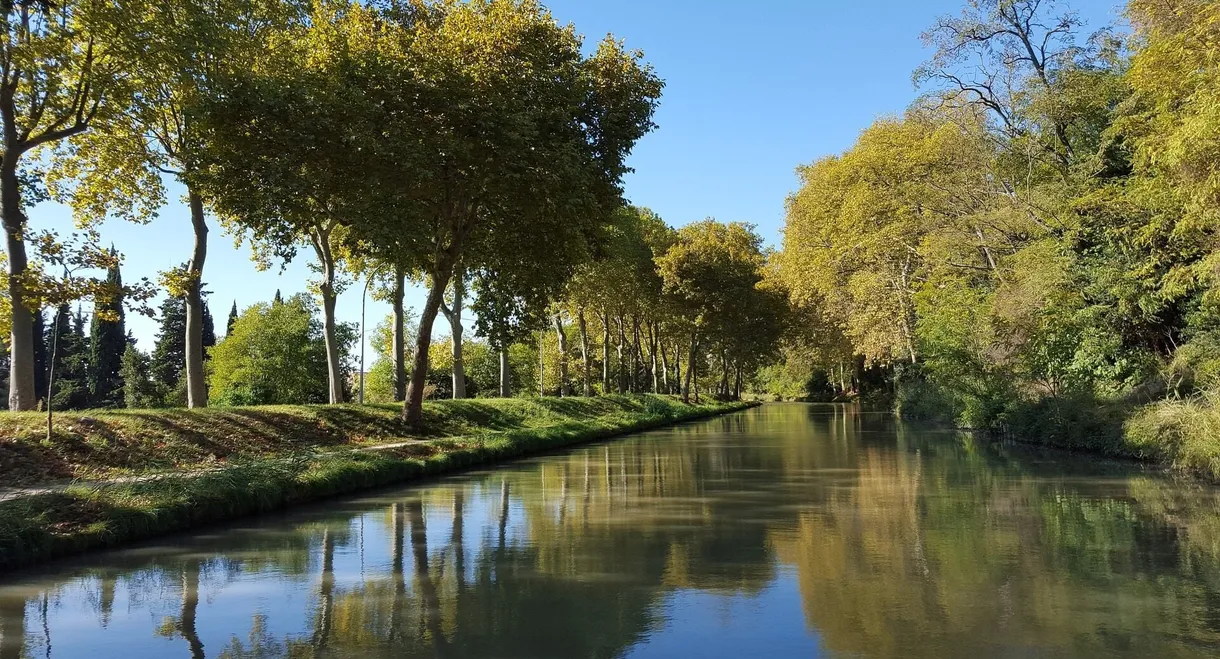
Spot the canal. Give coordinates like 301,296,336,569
2,403,1220,658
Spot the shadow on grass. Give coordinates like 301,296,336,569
0,395,695,487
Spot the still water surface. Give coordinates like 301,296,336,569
3,404,1220,658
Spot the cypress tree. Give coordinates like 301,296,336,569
202,300,216,353
89,254,126,407
120,338,157,409
32,307,46,408
149,291,216,406
226,301,238,336
273,289,282,305
150,296,187,404
47,304,90,410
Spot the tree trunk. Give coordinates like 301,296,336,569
600,311,610,393
674,340,683,395
648,322,659,393
3,153,34,411
682,333,697,404
184,187,208,408
616,316,627,394
390,502,405,635
313,528,336,649
498,479,510,549
554,313,569,396
310,225,344,405
499,348,510,397
631,316,641,392
719,349,729,398
578,309,591,397
408,498,447,656
392,265,407,402
320,280,344,404
538,331,546,396
45,307,62,441
734,362,743,400
179,562,205,659
659,336,671,394
404,270,453,425
441,265,466,399
694,352,701,404
451,491,465,586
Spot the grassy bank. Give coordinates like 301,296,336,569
0,395,755,570
996,394,1220,481
897,374,1220,481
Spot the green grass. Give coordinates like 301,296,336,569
0,395,755,570
1123,391,1220,479
967,387,1220,482
0,395,717,486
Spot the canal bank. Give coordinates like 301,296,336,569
0,395,754,571
4,403,1220,658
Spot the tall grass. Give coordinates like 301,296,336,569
1124,390,1220,479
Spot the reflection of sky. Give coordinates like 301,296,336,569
6,475,544,658
626,568,822,658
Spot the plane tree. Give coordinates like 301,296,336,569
341,0,663,424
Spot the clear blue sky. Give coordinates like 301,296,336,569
29,0,1125,358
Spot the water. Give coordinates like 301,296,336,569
3,404,1220,658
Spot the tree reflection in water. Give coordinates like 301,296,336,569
1,405,1220,658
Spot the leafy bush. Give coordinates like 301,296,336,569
208,294,355,405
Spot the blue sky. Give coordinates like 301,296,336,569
29,0,1126,356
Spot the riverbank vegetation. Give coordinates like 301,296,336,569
5,0,1217,490
0,0,789,441
766,0,1220,476
0,395,752,569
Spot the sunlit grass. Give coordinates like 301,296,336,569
0,395,754,570
0,395,708,486
1125,389,1220,479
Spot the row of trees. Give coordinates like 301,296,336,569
0,0,673,422
191,208,785,409
0,258,219,411
774,0,1220,424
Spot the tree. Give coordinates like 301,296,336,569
355,4,662,423
51,0,305,409
226,301,238,336
364,311,417,404
657,220,768,403
150,296,186,405
120,342,157,409
209,293,354,406
472,257,565,398
46,304,90,411
88,251,125,407
562,206,675,396
149,293,215,406
915,0,1118,177
0,0,135,410
193,1,388,405
440,268,468,399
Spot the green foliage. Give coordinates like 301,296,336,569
773,0,1220,454
88,255,125,408
208,293,355,406
47,305,91,411
120,343,158,409
427,339,499,399
149,296,187,404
